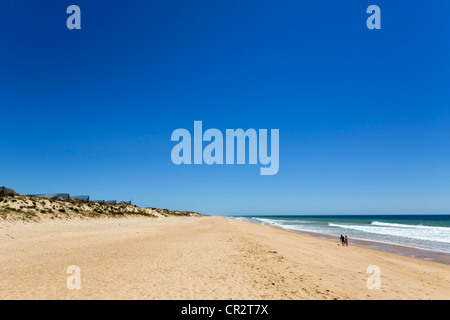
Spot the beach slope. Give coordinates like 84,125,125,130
0,216,449,299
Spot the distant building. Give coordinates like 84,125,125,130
0,186,18,196
105,200,117,205
30,193,71,201
119,201,132,205
72,195,90,202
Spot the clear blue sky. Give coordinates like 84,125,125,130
1,1,449,215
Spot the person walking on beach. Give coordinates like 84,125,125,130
344,235,349,247
340,234,345,246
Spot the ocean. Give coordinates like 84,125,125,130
228,215,450,255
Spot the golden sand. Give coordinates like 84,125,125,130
0,216,449,299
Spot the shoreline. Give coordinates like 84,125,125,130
226,217,450,266
285,229,450,266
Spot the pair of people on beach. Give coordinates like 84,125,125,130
340,234,348,246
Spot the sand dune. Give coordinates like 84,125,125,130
0,216,449,299
0,195,200,222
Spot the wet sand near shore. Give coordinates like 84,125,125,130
280,229,450,265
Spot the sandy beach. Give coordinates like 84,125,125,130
0,215,449,300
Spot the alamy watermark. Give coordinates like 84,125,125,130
366,5,381,30
171,121,279,175
366,265,381,290
66,265,81,290
66,4,380,31
66,5,81,30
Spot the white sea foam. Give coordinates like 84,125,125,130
371,221,450,231
328,222,450,244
